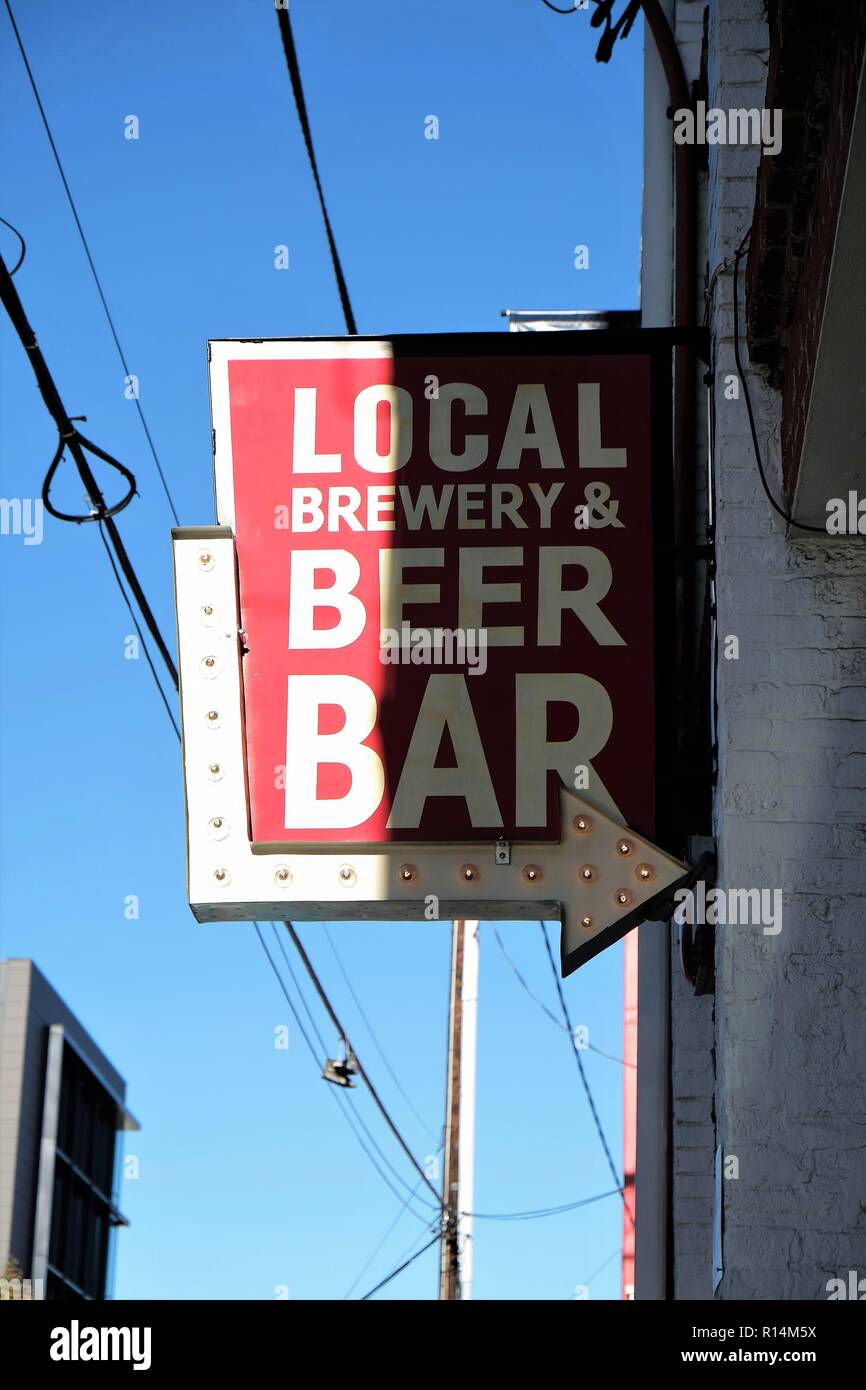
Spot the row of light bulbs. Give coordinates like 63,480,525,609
198,558,656,930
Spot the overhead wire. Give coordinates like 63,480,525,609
264,833,631,1247
269,917,441,1213
359,1230,442,1302
342,1173,434,1300
539,923,634,1228
274,3,357,335
282,922,443,1209
492,924,634,1067
352,1186,622,1300
334,1096,439,1219
577,1245,621,1291
323,923,440,1144
0,216,25,274
4,0,181,526
0,249,179,694
337,1086,441,1215
492,923,564,1029
466,1187,622,1222
270,921,331,1057
253,921,325,1067
96,522,180,740
254,924,434,1226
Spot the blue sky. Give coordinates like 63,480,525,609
0,0,644,1299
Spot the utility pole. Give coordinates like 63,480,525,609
439,920,479,1301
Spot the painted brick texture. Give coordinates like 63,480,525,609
671,934,715,1299
706,0,866,1302
668,0,716,1302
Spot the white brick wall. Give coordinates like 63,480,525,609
669,0,715,1304
707,0,866,1301
671,958,715,1298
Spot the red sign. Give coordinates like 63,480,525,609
209,336,673,852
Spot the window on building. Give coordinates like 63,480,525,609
46,1045,123,1300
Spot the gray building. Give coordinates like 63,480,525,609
0,959,138,1299
636,0,866,1300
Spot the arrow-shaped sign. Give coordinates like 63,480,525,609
557,787,691,975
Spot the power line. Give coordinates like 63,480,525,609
0,251,179,691
337,1081,441,1215
273,928,623,1231
4,0,181,526
467,1187,622,1222
97,522,180,740
539,923,633,1227
332,1088,437,1221
492,923,564,1030
270,922,330,1057
359,1230,442,1302
253,921,324,1066
0,216,25,274
578,1244,621,1291
274,4,357,335
343,1173,432,1300
336,1081,437,1214
255,923,434,1224
272,925,440,1213
282,922,443,1208
492,924,634,1067
323,924,440,1144
331,1092,435,1225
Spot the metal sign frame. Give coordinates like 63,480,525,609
175,330,685,974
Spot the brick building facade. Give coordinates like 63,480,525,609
638,0,866,1300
